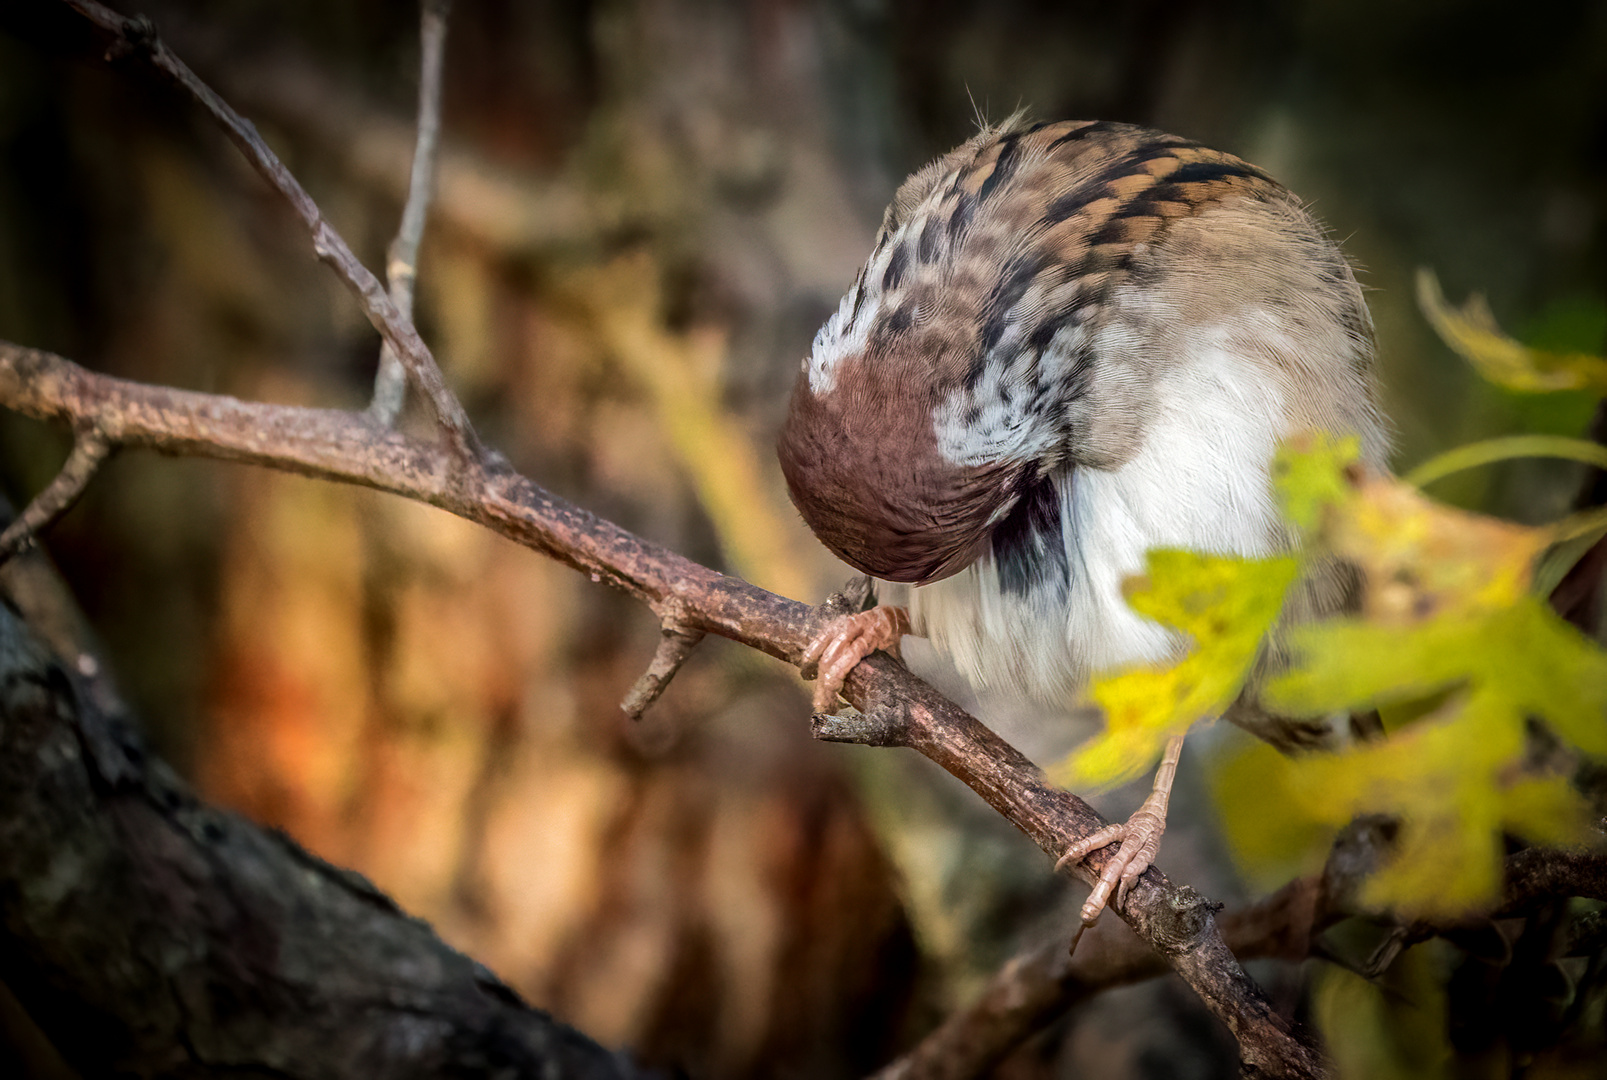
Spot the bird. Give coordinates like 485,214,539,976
777,117,1388,926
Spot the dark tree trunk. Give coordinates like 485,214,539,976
0,567,646,1079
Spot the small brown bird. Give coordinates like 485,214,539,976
779,118,1387,924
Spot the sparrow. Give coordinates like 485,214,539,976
778,118,1387,924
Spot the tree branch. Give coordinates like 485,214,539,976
620,598,706,720
0,338,1321,1078
0,428,111,562
370,0,452,427
60,0,481,467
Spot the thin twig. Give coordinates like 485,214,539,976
0,431,112,564
811,705,907,747
370,0,453,427
621,601,706,720
0,339,1321,1078
60,0,482,468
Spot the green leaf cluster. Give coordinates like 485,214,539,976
1217,435,1603,916
1216,301,1607,919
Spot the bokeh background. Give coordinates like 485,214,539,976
2,1,1606,1076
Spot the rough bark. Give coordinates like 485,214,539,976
0,561,648,1078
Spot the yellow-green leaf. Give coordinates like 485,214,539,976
1209,732,1334,891
1213,441,1605,919
1417,268,1607,394
1315,947,1451,1080
1325,467,1547,622
1217,694,1593,918
1272,432,1360,533
1054,549,1299,789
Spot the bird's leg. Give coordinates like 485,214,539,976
1056,732,1187,925
800,605,910,712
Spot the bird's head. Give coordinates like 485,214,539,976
778,350,1034,585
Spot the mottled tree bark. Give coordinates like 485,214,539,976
0,563,647,1078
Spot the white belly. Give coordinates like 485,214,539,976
904,341,1289,706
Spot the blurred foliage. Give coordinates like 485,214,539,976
1249,449,1599,916
1066,426,1601,912
1418,269,1607,395
1315,943,1455,1080
1203,303,1607,1075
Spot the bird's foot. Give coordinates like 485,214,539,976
800,605,909,712
1056,802,1168,925
1055,732,1187,925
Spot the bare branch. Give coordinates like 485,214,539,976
0,430,112,564
875,860,1327,1079
60,0,481,467
370,0,453,427
1497,847,1607,916
811,705,908,747
621,600,706,720
0,339,1322,1078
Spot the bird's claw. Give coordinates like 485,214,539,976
1055,732,1185,926
801,605,909,712
1056,804,1167,925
